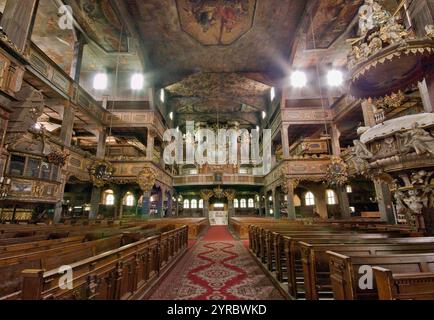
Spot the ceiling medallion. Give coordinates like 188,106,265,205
176,0,257,45
89,160,114,188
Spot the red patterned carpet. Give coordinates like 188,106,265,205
149,226,284,300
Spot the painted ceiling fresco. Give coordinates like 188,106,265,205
125,0,307,82
166,72,269,107
0,0,6,13
31,0,75,74
305,0,363,50
63,0,128,53
167,72,269,126
175,0,257,45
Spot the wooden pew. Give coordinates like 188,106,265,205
19,226,189,300
299,242,434,300
0,223,179,299
328,252,434,300
0,235,125,298
281,233,400,299
0,236,86,259
373,267,434,300
248,223,400,298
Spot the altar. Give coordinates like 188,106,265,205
209,211,228,226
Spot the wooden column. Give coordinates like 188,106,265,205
166,190,173,217
281,124,290,159
1,0,39,51
258,194,264,216
374,180,396,224
89,186,101,219
200,190,213,219
140,191,151,217
337,186,352,219
146,128,155,161
53,199,63,224
286,180,297,220
313,185,328,219
69,32,86,82
89,129,107,219
419,70,434,113
361,99,377,127
330,123,351,219
265,192,270,216
272,188,281,219
59,102,75,147
157,188,164,218
96,129,107,159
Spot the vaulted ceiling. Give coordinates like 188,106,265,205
37,0,378,128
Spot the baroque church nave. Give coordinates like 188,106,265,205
0,0,433,305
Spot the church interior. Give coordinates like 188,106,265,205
0,0,434,301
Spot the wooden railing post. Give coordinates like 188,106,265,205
21,269,44,300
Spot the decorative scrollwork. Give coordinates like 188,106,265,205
137,167,156,193
224,189,236,201
46,150,69,167
374,91,405,110
199,189,213,201
89,160,114,188
213,186,225,199
325,156,349,187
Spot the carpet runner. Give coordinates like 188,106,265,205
149,226,284,300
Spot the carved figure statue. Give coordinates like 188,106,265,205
358,0,375,36
353,140,373,159
396,123,434,156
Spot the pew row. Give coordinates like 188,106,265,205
328,251,434,300
299,242,434,300
0,224,176,299
373,267,434,300
19,226,189,300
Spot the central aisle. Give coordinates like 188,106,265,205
149,226,285,300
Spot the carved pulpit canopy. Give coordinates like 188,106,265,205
137,167,157,193
348,0,434,99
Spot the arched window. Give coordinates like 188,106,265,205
305,192,315,206
326,190,338,205
234,199,239,208
183,199,190,209
248,198,254,208
199,199,204,209
240,199,247,208
104,190,115,206
191,199,198,209
125,194,135,207
346,185,353,193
